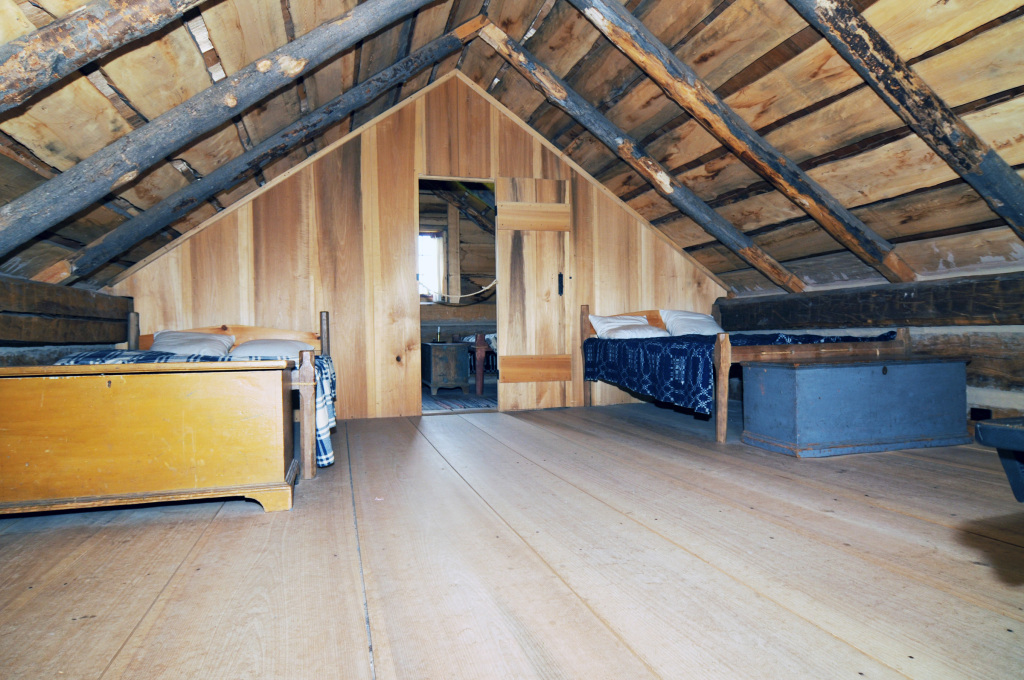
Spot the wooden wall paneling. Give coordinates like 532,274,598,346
111,246,190,333
187,211,244,328
108,72,726,420
497,114,537,178
369,105,421,417
313,138,371,420
424,78,460,177
591,187,642,407
639,225,724,314
361,126,382,417
453,75,493,179
570,175,596,408
252,170,315,332
236,203,256,325
423,77,494,178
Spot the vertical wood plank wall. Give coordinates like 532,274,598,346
110,73,726,419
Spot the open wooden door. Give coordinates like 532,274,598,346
496,178,573,410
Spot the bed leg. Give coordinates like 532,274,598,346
474,333,487,396
714,333,731,443
297,350,317,480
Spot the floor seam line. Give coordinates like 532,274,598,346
347,425,377,680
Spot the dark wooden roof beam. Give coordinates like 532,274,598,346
568,0,916,284
477,22,806,293
0,0,206,115
32,17,488,285
0,0,439,260
786,0,1024,242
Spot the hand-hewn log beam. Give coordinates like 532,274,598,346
786,0,1024,243
429,187,496,236
567,0,915,284
0,0,205,115
477,24,806,293
0,0,436,260
714,271,1024,330
33,19,487,284
0,274,133,344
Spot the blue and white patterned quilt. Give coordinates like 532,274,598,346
583,331,896,415
55,350,338,467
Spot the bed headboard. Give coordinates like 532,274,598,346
138,311,331,356
580,305,666,340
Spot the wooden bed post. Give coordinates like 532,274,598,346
319,311,331,357
714,333,731,444
581,304,592,407
127,311,139,350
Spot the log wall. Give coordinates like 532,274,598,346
109,73,724,419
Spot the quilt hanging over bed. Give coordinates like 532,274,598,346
583,331,896,414
55,351,338,467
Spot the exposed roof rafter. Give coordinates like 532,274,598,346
0,0,205,114
33,17,489,285
0,0,438,260
567,0,916,284
478,22,806,293
786,0,1024,242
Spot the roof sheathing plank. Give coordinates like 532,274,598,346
202,0,304,163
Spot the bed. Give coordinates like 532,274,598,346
0,313,335,514
580,305,910,443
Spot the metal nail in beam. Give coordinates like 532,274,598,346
478,23,806,293
33,18,489,284
0,0,207,115
0,0,438,260
786,0,1024,242
567,0,916,284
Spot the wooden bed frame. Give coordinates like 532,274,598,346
580,305,910,443
0,313,331,515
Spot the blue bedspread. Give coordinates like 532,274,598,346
55,350,338,467
583,331,896,415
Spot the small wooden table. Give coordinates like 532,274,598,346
740,355,970,457
421,342,470,395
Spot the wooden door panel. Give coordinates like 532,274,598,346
497,178,572,410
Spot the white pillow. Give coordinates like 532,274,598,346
660,309,724,336
602,324,670,339
589,314,651,339
150,330,235,356
228,339,315,359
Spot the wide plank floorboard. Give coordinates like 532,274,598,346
347,417,657,679
1,404,1021,678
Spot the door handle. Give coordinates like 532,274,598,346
558,272,564,297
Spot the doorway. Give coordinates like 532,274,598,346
417,179,498,413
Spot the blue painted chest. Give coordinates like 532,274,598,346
740,356,970,457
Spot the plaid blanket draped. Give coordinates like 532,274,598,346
55,350,338,467
583,331,896,415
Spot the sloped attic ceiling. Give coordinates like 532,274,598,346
0,0,1022,295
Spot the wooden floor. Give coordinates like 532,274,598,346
2,404,1023,679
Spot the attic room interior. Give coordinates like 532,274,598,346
1,0,1023,676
